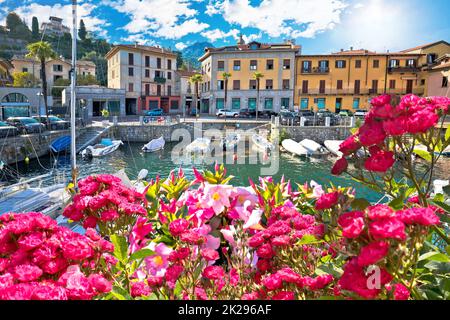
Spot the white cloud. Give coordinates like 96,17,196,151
354,3,364,9
201,28,240,42
13,2,108,36
212,0,347,38
205,1,222,16
106,0,209,40
120,33,157,46
242,33,262,43
175,42,188,50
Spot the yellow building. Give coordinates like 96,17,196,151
198,37,300,114
295,49,424,112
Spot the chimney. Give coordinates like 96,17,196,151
350,46,353,51
134,41,138,48
340,49,344,52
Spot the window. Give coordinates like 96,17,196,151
337,80,343,90
354,80,361,94
335,60,346,68
149,100,159,109
371,80,378,94
145,56,150,68
233,60,241,71
214,98,224,110
53,64,63,72
319,80,326,94
302,80,308,94
427,53,437,64
170,100,179,110
128,83,134,92
389,59,399,68
248,98,257,110
282,79,290,90
218,61,224,71
443,76,449,88
373,60,380,68
22,67,28,72
249,80,257,90
157,85,161,96
145,69,150,78
108,101,120,116
302,61,311,73
407,59,416,67
421,79,426,85
300,98,309,110
319,60,329,72
128,67,134,76
355,60,362,68
281,98,290,108
168,85,172,96
283,59,290,69
168,71,172,80
53,75,62,82
265,79,273,90
353,98,360,109
266,60,274,70
128,53,134,65
232,98,241,110
315,98,326,109
389,79,396,89
145,84,150,96
264,98,273,109
157,58,161,69
250,60,257,70
217,80,224,90
168,59,172,70
233,80,240,90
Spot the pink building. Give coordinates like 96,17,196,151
426,54,450,97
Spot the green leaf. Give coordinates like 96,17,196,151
431,200,450,214
297,234,321,245
389,196,405,210
443,185,450,197
419,252,450,263
446,245,450,256
413,148,432,162
111,286,132,300
445,125,450,141
129,248,155,261
424,261,450,274
174,280,183,297
351,198,371,211
433,193,445,203
110,235,129,264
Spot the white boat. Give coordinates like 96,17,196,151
186,138,211,154
222,133,241,151
324,140,344,157
252,134,275,153
281,139,309,156
81,139,123,158
414,144,450,157
300,139,329,156
142,136,165,153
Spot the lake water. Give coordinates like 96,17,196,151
3,141,449,204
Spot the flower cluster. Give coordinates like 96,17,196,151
0,212,112,300
63,174,147,235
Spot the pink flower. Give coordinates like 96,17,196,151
256,243,274,259
14,264,43,282
271,235,290,247
201,248,219,261
242,292,259,300
357,241,390,267
371,94,392,108
383,116,408,136
393,283,410,300
17,232,44,251
338,211,366,238
200,184,232,215
179,231,205,245
364,150,395,173
165,265,184,283
130,281,151,297
82,216,98,229
168,219,189,237
358,120,386,147
145,243,173,277
262,273,283,291
248,234,265,248
331,157,348,176
272,291,295,300
407,107,439,134
256,259,271,272
367,204,395,220
62,238,94,261
339,135,361,156
396,207,440,226
100,209,120,222
88,274,112,293
31,283,68,300
308,274,334,290
315,192,340,210
369,218,406,241
202,266,225,280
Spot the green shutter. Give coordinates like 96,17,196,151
248,98,256,110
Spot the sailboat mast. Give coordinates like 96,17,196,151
70,0,78,186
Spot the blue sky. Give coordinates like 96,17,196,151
1,0,449,54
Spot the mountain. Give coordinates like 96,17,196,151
181,41,213,70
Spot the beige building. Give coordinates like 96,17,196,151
11,56,96,91
175,70,196,116
105,44,180,115
41,16,70,36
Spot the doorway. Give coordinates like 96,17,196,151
125,98,137,115
406,80,414,94
92,101,105,117
335,98,342,113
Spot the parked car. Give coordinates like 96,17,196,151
7,117,46,134
258,110,278,118
0,121,19,138
239,108,256,118
354,110,368,118
145,108,164,116
32,115,70,130
293,110,316,126
316,110,339,126
338,110,353,117
216,109,239,118
279,111,298,125
295,110,315,118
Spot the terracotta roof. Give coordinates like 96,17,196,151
432,61,450,70
176,70,197,77
105,44,177,59
332,49,377,55
400,40,450,53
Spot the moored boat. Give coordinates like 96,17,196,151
222,133,241,151
186,138,211,154
142,136,165,153
324,140,344,157
300,139,329,156
81,139,123,158
281,139,308,156
252,134,274,153
50,136,71,153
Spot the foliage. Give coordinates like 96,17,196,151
6,12,31,40
31,17,39,40
79,19,87,41
12,71,40,88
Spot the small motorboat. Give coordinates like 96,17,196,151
50,136,71,153
81,138,123,158
186,138,211,154
324,140,344,157
252,134,275,153
222,133,241,151
142,136,165,153
299,139,329,156
281,139,308,157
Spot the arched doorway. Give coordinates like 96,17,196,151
1,93,31,120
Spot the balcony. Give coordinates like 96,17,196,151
154,77,166,84
299,88,369,95
301,67,329,74
388,66,420,73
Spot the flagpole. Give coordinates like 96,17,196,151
70,0,78,187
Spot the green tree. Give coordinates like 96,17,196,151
6,12,31,39
26,41,57,129
81,50,108,85
222,72,232,110
253,71,264,121
31,16,39,40
51,78,71,97
78,19,87,41
175,51,184,69
189,74,203,116
12,72,40,88
77,74,99,86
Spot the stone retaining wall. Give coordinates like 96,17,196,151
275,125,353,144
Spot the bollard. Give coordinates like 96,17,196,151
139,116,144,125
325,117,331,127
350,116,356,127
113,116,118,126
300,117,305,127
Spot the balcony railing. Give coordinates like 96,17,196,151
301,67,330,74
298,88,425,96
388,66,420,73
154,77,167,84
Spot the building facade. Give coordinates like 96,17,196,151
175,70,195,116
198,38,300,115
40,16,70,36
0,59,13,86
105,44,180,115
425,54,450,97
0,87,44,120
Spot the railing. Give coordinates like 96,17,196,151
301,67,329,74
388,66,420,73
276,115,357,128
299,88,370,95
154,77,167,84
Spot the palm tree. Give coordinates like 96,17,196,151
253,72,264,121
26,41,56,129
189,73,203,119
